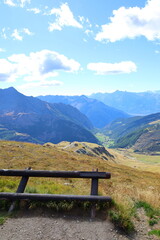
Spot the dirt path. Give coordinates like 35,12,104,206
0,210,159,240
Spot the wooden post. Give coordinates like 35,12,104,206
8,167,31,213
90,169,98,219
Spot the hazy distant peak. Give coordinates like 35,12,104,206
5,87,17,92
1,87,22,96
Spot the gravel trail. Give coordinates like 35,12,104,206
0,209,159,240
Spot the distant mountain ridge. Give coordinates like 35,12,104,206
0,87,98,144
90,90,160,115
38,95,130,128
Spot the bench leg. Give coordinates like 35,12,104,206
8,167,31,213
91,204,96,219
90,177,98,218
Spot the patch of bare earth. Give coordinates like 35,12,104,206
1,209,159,240
0,210,130,240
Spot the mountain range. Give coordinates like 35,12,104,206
38,95,130,128
0,87,98,144
90,90,160,115
1,87,160,152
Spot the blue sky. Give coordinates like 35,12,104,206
0,0,160,96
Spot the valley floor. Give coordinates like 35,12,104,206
109,148,160,174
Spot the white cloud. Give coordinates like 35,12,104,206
85,29,93,36
1,28,7,39
4,0,30,8
23,28,33,35
79,16,92,27
0,50,81,82
0,59,17,82
87,61,137,75
11,29,23,40
4,0,16,7
96,0,160,42
48,3,82,31
0,48,5,52
11,28,33,40
27,8,41,14
79,16,85,24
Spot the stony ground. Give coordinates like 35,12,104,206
0,209,159,240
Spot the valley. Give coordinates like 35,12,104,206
0,87,160,236
1,87,160,157
110,148,160,174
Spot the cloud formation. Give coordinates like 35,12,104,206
27,8,41,14
48,3,82,31
4,0,30,8
0,50,81,82
1,28,7,39
11,28,33,40
0,59,16,82
0,48,5,52
1,28,33,41
87,61,137,75
96,0,160,42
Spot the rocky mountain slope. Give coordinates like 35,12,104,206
38,95,130,128
44,141,115,161
0,87,98,144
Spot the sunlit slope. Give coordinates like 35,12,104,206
44,141,115,161
0,141,159,211
0,87,98,144
109,148,160,174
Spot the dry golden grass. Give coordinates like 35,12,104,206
110,148,160,174
149,120,160,125
0,140,159,213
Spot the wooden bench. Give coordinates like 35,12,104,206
0,169,111,217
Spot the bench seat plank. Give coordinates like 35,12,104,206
0,192,111,202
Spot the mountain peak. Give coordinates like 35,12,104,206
1,87,20,95
6,87,17,91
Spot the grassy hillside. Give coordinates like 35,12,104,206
110,148,160,174
0,140,159,232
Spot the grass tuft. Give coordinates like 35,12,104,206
148,230,160,237
135,201,160,219
108,200,135,233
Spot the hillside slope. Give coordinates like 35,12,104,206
104,113,160,152
0,140,159,238
38,95,130,128
44,141,115,161
0,88,98,144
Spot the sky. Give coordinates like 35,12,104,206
0,0,160,96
